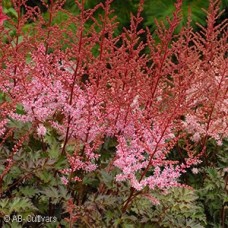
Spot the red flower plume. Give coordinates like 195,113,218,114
0,6,7,25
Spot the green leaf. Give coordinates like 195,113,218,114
19,186,38,198
99,170,114,188
45,130,61,159
16,104,25,115
4,7,18,18
9,198,36,214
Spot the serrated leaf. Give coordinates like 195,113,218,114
9,198,36,214
19,186,38,197
36,170,53,183
99,170,113,188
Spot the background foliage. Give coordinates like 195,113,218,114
3,0,227,31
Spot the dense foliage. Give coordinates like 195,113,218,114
0,0,227,227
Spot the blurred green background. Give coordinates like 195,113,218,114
2,0,228,33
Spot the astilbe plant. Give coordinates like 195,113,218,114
0,0,227,219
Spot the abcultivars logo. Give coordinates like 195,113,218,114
4,215,57,223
